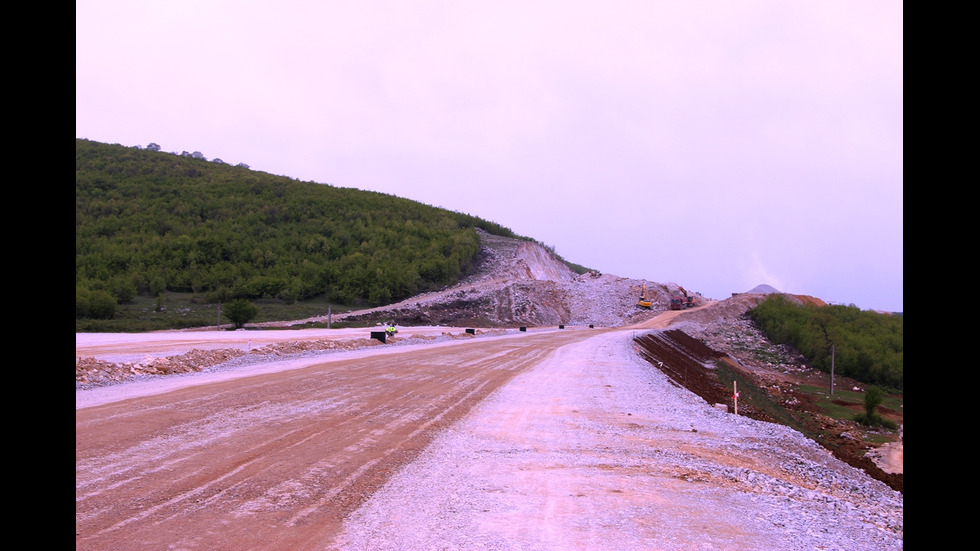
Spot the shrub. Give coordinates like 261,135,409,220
854,385,896,429
224,299,259,329
87,290,118,320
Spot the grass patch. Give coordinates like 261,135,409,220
712,362,903,447
797,384,903,424
76,292,362,333
864,432,896,444
714,362,810,434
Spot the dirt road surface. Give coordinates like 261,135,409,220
76,312,902,550
77,326,602,549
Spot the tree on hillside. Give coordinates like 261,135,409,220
859,386,884,425
747,295,902,390
75,139,523,311
224,299,258,329
76,289,117,319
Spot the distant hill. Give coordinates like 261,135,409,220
746,284,780,294
741,284,828,308
75,139,590,318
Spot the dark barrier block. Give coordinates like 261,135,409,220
370,331,387,343
465,328,476,335
559,325,565,329
519,326,527,332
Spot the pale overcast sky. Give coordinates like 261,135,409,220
76,1,903,312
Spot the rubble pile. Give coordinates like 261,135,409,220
76,349,245,386
248,337,383,356
75,329,518,388
76,337,388,387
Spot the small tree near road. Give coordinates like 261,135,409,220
224,299,258,329
863,386,884,419
854,385,895,429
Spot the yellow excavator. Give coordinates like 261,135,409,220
637,284,653,309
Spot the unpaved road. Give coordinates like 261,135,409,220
77,326,604,550
76,313,902,550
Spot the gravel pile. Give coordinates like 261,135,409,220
333,331,902,550
75,329,509,391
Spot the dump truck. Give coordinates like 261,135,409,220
669,296,685,310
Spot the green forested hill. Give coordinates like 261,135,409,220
748,295,903,390
76,139,527,320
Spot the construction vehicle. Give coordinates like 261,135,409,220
637,284,653,309
686,295,697,308
669,296,685,310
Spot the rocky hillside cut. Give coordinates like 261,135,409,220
334,230,697,328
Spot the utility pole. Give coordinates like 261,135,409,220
830,345,835,395
327,304,332,329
